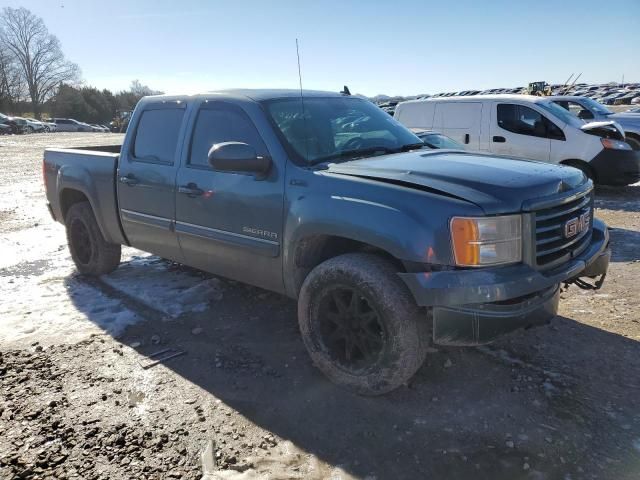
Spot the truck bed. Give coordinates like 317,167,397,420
43,146,127,245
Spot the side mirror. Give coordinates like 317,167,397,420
208,142,272,179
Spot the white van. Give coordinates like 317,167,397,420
394,95,640,186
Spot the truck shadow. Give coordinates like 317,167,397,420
595,184,640,213
64,257,640,480
609,227,640,262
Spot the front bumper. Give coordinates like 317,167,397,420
590,148,640,186
399,219,610,346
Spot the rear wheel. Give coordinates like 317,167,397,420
298,253,429,395
65,202,121,275
24,126,33,134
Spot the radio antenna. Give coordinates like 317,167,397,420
296,38,309,163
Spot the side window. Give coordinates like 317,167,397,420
133,108,185,164
568,101,594,120
189,103,267,168
497,104,551,138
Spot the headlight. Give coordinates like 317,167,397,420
450,215,522,267
601,138,632,150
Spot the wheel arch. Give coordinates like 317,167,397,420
285,233,409,299
560,159,596,182
624,132,640,150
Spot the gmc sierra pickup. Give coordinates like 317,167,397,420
44,89,611,395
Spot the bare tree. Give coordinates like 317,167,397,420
0,7,79,118
0,44,24,110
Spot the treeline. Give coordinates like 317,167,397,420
0,6,160,122
49,80,161,124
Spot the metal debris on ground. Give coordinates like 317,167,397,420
138,348,186,369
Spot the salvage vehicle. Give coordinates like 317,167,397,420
550,96,640,151
395,94,640,185
44,89,610,395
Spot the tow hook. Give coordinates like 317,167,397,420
565,273,607,291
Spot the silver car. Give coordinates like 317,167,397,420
53,118,92,132
550,96,640,150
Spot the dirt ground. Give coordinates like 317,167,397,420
0,132,639,480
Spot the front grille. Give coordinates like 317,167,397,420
534,190,594,269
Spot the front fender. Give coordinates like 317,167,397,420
282,189,480,297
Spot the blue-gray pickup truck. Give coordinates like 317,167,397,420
43,89,610,395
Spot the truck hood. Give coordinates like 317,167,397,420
326,151,586,214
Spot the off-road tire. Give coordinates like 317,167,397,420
298,253,429,395
65,202,121,275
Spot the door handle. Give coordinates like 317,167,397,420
118,174,139,186
492,136,506,143
178,183,204,197
464,133,470,144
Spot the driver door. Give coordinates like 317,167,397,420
175,101,285,292
490,103,551,161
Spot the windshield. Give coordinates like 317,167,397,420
537,100,583,127
264,97,422,165
580,97,613,115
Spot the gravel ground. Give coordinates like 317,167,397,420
0,132,639,480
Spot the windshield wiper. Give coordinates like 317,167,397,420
315,146,394,164
396,142,425,152
311,142,425,166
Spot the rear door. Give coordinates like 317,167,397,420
117,101,186,261
175,100,285,292
433,102,483,150
490,103,551,161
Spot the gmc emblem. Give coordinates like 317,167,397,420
564,208,591,239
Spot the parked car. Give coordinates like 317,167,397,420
0,123,12,134
550,96,640,150
600,92,628,105
0,113,20,134
24,118,46,133
53,118,92,132
394,94,640,185
614,92,640,105
44,89,610,395
10,117,29,134
411,129,465,149
42,121,57,132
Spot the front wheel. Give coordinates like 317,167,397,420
65,202,121,275
298,253,429,395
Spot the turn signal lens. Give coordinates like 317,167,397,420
450,215,522,267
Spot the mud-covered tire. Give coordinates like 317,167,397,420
65,202,121,275
298,253,429,395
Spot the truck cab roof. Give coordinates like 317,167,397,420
139,89,347,105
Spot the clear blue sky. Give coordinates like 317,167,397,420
4,0,639,96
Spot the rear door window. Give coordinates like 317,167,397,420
133,108,185,164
